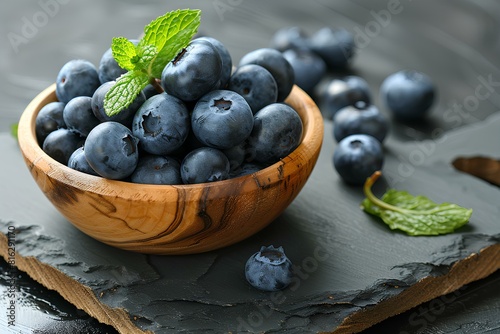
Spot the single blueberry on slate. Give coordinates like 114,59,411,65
245,245,294,292
380,70,436,122
333,134,384,185
282,48,327,93
333,101,389,143
319,76,371,120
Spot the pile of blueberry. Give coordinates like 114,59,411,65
269,26,436,185
37,37,304,184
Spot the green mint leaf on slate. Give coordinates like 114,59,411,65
103,71,149,117
104,8,201,116
361,171,473,236
139,8,201,78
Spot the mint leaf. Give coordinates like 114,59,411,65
111,37,138,71
361,171,472,236
11,123,18,139
139,8,201,78
104,8,201,116
104,71,149,117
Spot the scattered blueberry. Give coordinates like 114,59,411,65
161,39,222,101
130,155,182,185
282,48,326,93
132,93,190,155
35,101,66,145
180,147,230,184
191,90,254,150
308,27,355,70
319,76,371,120
56,59,101,103
270,26,309,52
245,245,293,292
380,70,436,122
91,81,146,128
333,102,389,143
239,48,295,102
247,103,303,164
227,64,278,114
42,128,84,165
68,147,99,176
63,96,101,137
84,122,139,180
333,134,384,185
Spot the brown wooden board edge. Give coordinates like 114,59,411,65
0,232,151,334
332,243,500,334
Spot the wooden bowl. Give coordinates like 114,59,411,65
17,84,323,255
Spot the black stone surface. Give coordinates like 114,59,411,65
1,0,500,333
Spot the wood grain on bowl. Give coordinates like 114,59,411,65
17,84,323,254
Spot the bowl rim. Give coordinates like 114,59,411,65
18,83,324,198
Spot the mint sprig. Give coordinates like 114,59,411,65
104,9,201,117
361,171,472,236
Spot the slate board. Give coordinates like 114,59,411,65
1,0,500,333
1,108,500,333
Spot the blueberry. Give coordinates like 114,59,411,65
229,162,269,179
142,83,161,100
239,48,295,102
84,122,139,180
180,147,230,184
132,93,190,155
308,27,355,70
191,90,254,150
247,103,303,164
63,96,100,137
192,36,233,89
98,47,127,84
35,101,66,145
270,26,309,52
282,48,326,93
380,70,436,121
130,155,182,185
68,147,99,176
333,134,384,185
42,128,84,165
319,76,371,120
245,245,293,292
161,39,222,102
91,81,146,128
227,64,278,114
333,102,389,143
223,142,247,172
56,59,101,103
